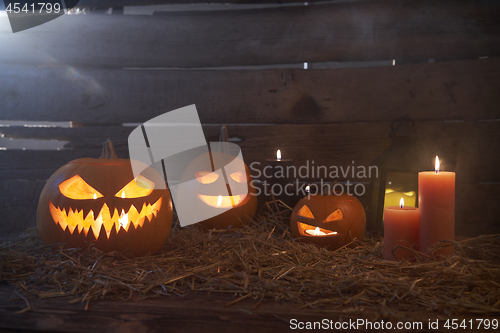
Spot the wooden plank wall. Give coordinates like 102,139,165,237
3,1,500,70
0,0,499,237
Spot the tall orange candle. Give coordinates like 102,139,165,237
384,198,419,261
418,156,455,257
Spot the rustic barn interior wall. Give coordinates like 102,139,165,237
0,0,499,237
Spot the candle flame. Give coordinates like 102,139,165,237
277,149,281,161
121,190,125,199
400,198,404,209
118,209,128,228
313,227,320,236
93,193,97,200
216,195,223,207
305,185,310,193
435,156,440,174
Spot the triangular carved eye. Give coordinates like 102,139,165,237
297,205,314,218
195,171,219,184
115,175,154,198
59,175,103,200
323,209,343,222
230,171,246,183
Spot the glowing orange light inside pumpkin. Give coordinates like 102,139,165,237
197,194,246,208
59,175,103,200
324,209,343,222
195,171,219,184
298,222,338,237
230,171,246,183
297,205,314,218
115,175,154,198
49,197,162,238
119,209,128,228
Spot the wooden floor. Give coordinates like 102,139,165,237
0,285,343,333
0,284,498,333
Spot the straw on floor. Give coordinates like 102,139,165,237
1,201,499,320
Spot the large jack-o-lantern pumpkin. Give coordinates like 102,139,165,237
176,126,257,230
290,194,366,249
37,139,173,256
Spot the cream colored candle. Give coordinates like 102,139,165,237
418,157,455,257
384,198,419,261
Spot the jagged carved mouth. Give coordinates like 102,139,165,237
49,197,162,238
197,194,246,208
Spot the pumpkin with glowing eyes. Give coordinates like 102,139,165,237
37,140,173,256
290,194,366,249
177,150,257,230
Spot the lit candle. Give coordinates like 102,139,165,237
265,149,293,181
306,227,324,236
268,149,290,163
265,149,294,206
304,226,338,237
383,198,419,261
418,156,455,257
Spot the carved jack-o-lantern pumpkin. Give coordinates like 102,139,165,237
37,140,173,256
178,150,257,230
176,126,257,230
290,194,366,249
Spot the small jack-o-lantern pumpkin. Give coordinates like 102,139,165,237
176,126,257,230
37,139,173,256
290,194,365,249
180,152,257,230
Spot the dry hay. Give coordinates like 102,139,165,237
1,201,499,320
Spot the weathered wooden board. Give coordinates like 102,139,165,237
1,121,499,180
0,285,301,333
2,285,496,333
1,58,499,124
0,126,134,150
75,0,329,7
0,180,46,235
457,183,500,236
0,1,498,69
0,122,391,179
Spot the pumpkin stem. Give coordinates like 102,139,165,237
100,138,118,159
218,125,230,154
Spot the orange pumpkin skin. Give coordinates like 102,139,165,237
178,151,257,230
290,194,366,249
37,143,173,256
